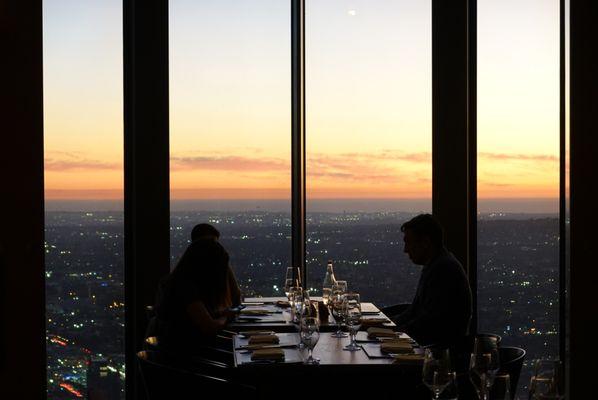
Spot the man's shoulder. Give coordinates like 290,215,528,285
430,249,466,275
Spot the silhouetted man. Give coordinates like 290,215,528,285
190,223,242,307
392,214,472,346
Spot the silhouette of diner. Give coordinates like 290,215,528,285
152,226,241,354
191,223,242,307
389,213,473,347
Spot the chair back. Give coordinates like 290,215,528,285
498,346,526,400
449,332,503,374
137,350,256,400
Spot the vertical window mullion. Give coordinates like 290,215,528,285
291,0,306,285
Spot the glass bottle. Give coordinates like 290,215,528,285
322,260,337,303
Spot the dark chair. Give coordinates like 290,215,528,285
497,346,526,400
450,332,503,374
137,350,256,400
380,303,411,320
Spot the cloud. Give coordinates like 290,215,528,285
307,151,431,184
479,152,558,162
171,155,289,172
45,152,120,171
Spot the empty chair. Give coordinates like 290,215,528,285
450,332,503,374
497,346,526,400
137,350,256,400
380,303,411,320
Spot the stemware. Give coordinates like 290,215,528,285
470,336,500,400
528,359,564,400
343,292,362,351
289,286,303,324
490,373,511,400
422,347,455,400
329,280,347,338
330,294,348,338
284,267,295,301
300,316,320,364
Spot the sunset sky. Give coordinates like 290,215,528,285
43,0,560,208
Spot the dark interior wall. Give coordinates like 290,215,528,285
569,0,598,396
0,0,46,396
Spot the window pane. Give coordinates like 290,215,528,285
305,0,432,306
477,0,560,395
43,1,124,398
169,1,291,297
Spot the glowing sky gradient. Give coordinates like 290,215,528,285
43,0,560,206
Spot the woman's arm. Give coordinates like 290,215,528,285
227,266,242,306
185,300,228,337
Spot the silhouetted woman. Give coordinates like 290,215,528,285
154,239,237,353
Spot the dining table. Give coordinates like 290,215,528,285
227,296,396,333
226,297,428,400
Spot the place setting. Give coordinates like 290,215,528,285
234,332,303,366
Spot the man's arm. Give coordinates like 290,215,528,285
399,269,457,341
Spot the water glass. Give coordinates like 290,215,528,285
300,316,320,364
423,347,454,399
528,359,564,399
490,373,511,400
330,292,348,338
343,292,362,351
470,336,500,400
289,286,303,324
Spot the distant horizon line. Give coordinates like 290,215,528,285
44,197,562,214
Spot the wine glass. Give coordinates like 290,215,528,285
322,287,332,307
490,373,511,400
422,347,455,399
330,292,348,338
343,292,362,351
289,286,303,324
470,336,500,400
284,267,294,301
300,316,320,365
529,359,564,399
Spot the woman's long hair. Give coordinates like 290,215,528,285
171,239,230,310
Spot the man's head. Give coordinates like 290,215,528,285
191,223,220,242
401,214,444,265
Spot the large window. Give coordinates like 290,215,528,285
43,1,124,398
169,0,291,297
305,0,432,306
477,0,560,395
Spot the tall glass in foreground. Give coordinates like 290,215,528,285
343,292,362,351
300,317,320,365
284,266,294,301
422,347,455,400
528,360,564,400
470,336,500,400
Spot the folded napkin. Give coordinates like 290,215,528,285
241,309,271,316
367,327,398,339
248,334,280,345
251,348,285,361
361,317,390,327
391,354,425,364
239,330,275,338
380,340,413,354
276,300,290,308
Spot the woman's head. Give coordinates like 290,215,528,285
173,239,230,305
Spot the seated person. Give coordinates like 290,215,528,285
153,239,238,356
191,223,242,307
391,214,472,347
